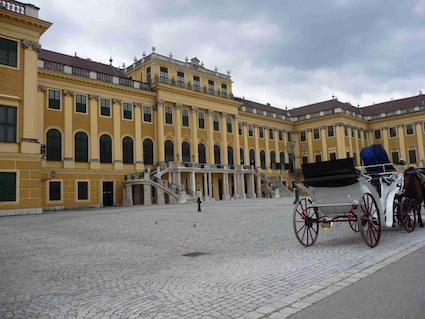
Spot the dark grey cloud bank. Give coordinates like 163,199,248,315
31,0,425,109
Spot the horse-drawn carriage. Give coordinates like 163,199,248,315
293,145,416,248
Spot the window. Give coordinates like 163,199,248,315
100,134,112,163
226,118,232,133
221,84,228,98
406,124,414,135
327,126,335,137
123,102,132,120
77,181,88,200
315,154,322,162
143,106,152,122
238,123,242,135
259,127,264,138
165,106,173,124
49,181,61,201
353,152,357,166
248,124,253,137
270,151,276,168
330,152,337,161
374,129,381,140
249,149,255,167
0,37,18,67
46,129,61,161
408,149,417,165
0,105,17,142
269,128,274,140
143,139,154,165
227,146,234,165
75,132,88,162
351,127,354,138
208,80,215,95
391,151,399,165
260,150,266,169
0,172,16,202
160,67,168,83
177,71,185,87
146,66,151,83
279,130,283,141
313,128,319,139
182,109,189,127
122,137,134,164
100,98,111,116
48,89,61,110
213,115,219,131
344,126,348,136
193,76,200,91
287,132,291,141
364,131,367,140
279,152,285,165
302,156,308,165
198,143,206,164
198,112,205,129
389,127,397,138
75,94,87,113
300,131,306,142
164,140,174,163
214,145,221,164
240,148,245,165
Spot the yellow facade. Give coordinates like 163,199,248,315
1,2,425,215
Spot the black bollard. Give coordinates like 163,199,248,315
293,187,299,204
197,197,202,212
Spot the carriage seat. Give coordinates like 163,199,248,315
302,158,359,188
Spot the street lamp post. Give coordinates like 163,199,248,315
285,139,307,204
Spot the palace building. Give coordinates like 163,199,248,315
1,1,425,216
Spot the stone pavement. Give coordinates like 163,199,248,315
0,197,424,319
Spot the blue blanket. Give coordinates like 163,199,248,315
360,144,394,174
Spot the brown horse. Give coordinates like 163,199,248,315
404,167,424,228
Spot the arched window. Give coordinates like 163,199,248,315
122,136,134,164
75,132,88,162
249,149,255,167
182,141,191,162
164,140,174,162
280,152,285,165
240,148,244,165
270,151,276,169
198,143,206,164
214,145,221,164
260,150,266,169
46,129,61,161
227,146,234,165
100,134,112,163
143,139,154,165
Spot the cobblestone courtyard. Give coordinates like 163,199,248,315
1,198,425,319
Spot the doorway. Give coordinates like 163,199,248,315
102,181,114,207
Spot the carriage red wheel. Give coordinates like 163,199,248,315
293,198,319,247
359,193,381,248
400,197,416,233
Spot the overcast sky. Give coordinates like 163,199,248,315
30,0,425,110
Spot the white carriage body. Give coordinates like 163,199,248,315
298,162,404,228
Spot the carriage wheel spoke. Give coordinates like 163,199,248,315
359,193,381,248
293,198,318,247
